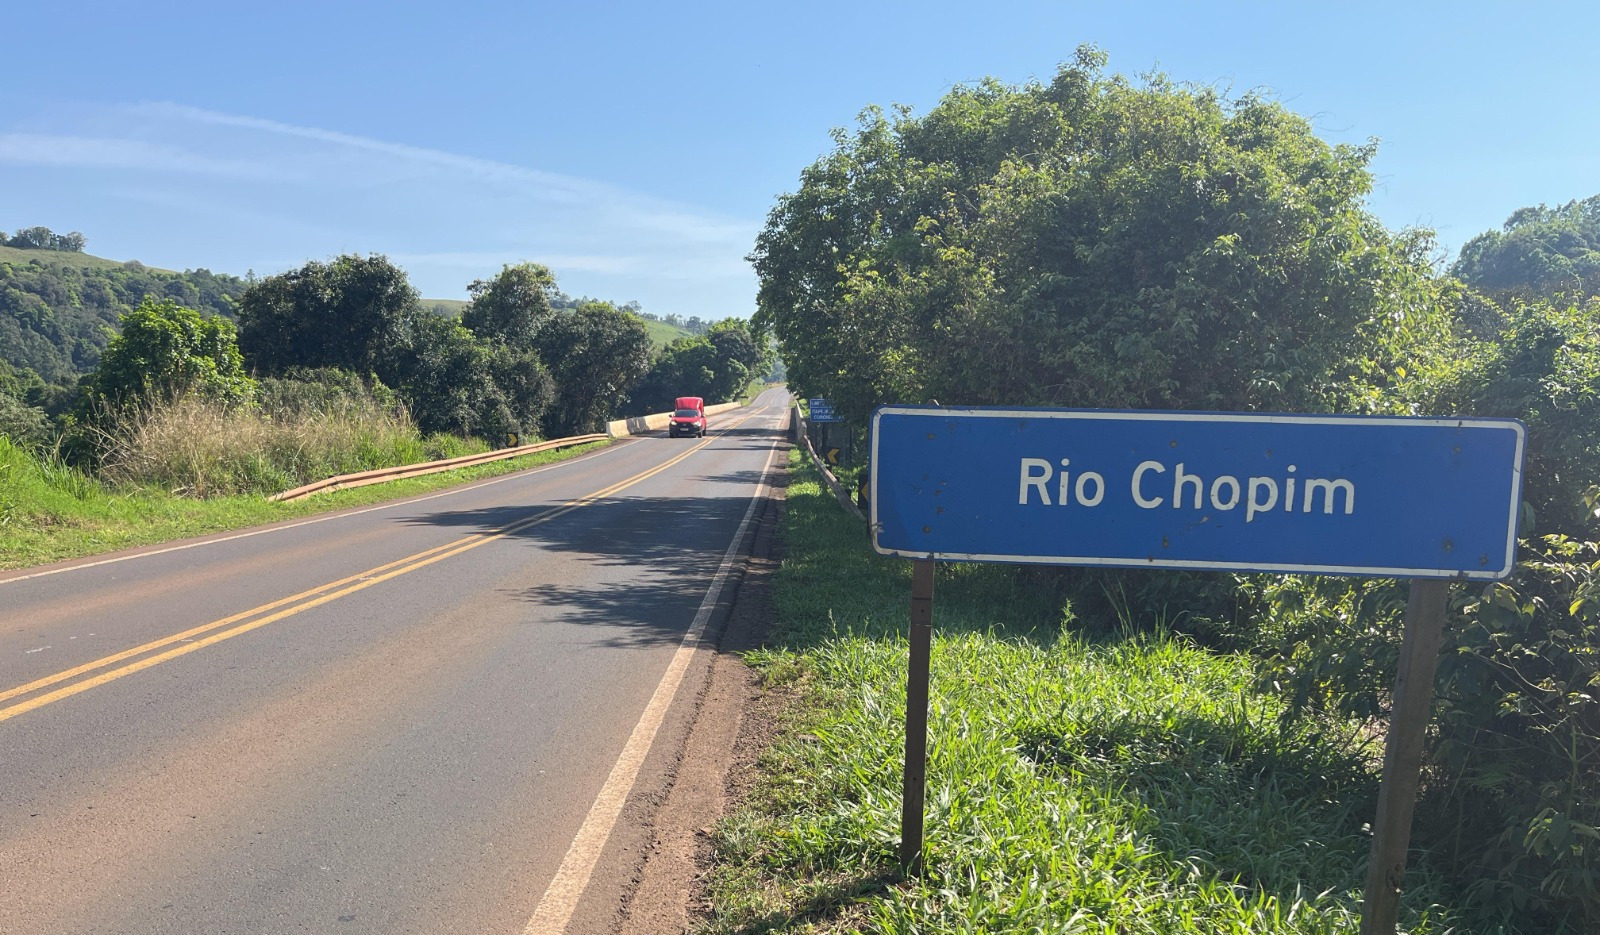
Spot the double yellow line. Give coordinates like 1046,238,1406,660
0,425,738,726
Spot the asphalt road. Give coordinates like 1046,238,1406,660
0,386,793,935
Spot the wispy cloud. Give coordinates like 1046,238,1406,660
0,133,282,180
1,100,759,313
122,102,759,243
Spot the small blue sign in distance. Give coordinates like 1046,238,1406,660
870,407,1527,580
808,398,840,422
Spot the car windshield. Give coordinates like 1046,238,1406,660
674,409,700,417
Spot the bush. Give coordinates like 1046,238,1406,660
1254,298,1600,930
94,392,482,498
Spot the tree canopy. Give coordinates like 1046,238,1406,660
1,255,246,384
534,300,654,436
752,46,1446,423
1452,194,1600,306
626,318,770,413
3,226,87,252
235,254,417,376
76,297,254,418
461,262,560,350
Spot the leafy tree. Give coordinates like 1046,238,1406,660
378,308,553,440
627,336,720,414
236,254,417,376
3,226,86,252
751,46,1447,423
706,318,769,397
0,390,49,447
1452,195,1600,307
0,361,51,447
625,318,772,415
461,262,559,350
534,301,653,435
486,344,556,441
75,298,255,420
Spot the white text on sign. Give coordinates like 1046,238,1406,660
1018,458,1356,524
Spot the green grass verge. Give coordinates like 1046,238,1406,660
700,451,1481,934
0,436,610,571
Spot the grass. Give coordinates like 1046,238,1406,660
698,451,1487,934
641,316,695,347
0,433,609,571
93,394,482,498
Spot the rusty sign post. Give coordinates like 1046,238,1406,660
1361,579,1451,934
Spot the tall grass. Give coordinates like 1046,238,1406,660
700,453,1485,934
0,429,607,571
94,394,484,498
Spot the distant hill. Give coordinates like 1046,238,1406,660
0,244,179,274
420,298,469,317
0,246,245,384
639,316,693,348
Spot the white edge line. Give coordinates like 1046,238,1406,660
0,437,642,587
522,416,780,935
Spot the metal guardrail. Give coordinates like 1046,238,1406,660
268,434,608,503
271,397,751,503
793,405,865,522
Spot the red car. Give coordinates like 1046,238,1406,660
669,396,707,437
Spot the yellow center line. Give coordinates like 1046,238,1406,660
0,418,754,725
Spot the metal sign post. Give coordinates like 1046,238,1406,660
869,405,1526,916
899,559,935,874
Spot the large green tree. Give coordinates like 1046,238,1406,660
461,262,560,350
378,307,553,440
626,318,771,414
751,46,1447,423
235,254,417,375
534,301,653,436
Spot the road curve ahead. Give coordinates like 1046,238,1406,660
0,386,792,935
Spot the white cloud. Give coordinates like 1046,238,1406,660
0,133,282,180
1,100,761,313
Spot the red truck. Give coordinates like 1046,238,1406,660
669,396,707,437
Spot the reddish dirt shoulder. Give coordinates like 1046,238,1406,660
614,458,790,934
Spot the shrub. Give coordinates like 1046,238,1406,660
95,392,480,498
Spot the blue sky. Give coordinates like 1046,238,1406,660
3,1,1595,318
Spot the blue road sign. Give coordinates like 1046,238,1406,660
870,407,1526,580
808,398,841,422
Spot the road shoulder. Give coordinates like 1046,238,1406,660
615,452,790,935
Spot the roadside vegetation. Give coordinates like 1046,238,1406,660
702,454,1467,934
751,47,1599,930
0,231,775,571
0,431,608,570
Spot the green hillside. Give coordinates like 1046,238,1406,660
1,246,246,385
0,244,177,274
419,298,468,316
640,316,693,347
